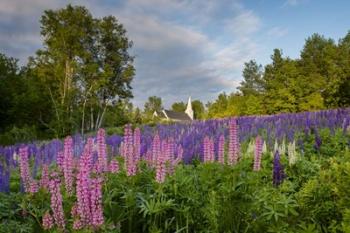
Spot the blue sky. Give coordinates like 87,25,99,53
0,0,349,108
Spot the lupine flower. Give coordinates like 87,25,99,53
19,147,30,192
124,125,136,176
273,151,285,186
42,212,54,230
56,151,64,170
63,136,74,194
48,172,65,229
155,139,166,183
151,133,161,168
203,136,210,162
253,136,263,171
134,127,141,163
40,164,49,190
97,128,108,173
109,159,119,173
228,118,240,165
29,180,39,193
171,145,183,170
76,138,93,226
218,135,225,164
288,141,298,165
90,177,104,227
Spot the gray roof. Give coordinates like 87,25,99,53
164,110,192,121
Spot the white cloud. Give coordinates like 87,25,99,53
224,10,261,37
267,27,288,38
0,0,264,108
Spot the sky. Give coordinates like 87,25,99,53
0,0,349,109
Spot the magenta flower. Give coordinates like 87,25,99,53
253,136,263,171
19,147,30,192
56,151,64,170
63,136,74,194
218,135,225,164
109,159,119,173
134,127,141,163
97,128,108,173
203,136,214,162
42,212,54,230
151,133,161,168
48,173,65,229
76,138,94,226
90,177,104,227
228,118,240,165
124,124,137,176
40,164,49,190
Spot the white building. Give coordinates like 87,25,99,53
153,96,194,122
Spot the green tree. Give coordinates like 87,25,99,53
29,4,134,137
171,102,186,112
144,96,163,116
192,99,205,119
238,60,265,96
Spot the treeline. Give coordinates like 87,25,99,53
1,4,349,144
0,5,135,144
207,33,350,118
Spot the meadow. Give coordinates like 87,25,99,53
0,108,350,232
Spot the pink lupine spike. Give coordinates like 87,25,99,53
203,136,213,162
97,128,108,173
124,124,136,176
42,212,54,230
56,151,64,170
109,159,119,173
19,146,37,193
76,138,94,227
134,127,141,163
48,173,65,229
40,164,50,190
253,136,263,171
228,118,240,165
63,136,74,194
151,133,161,167
218,135,225,164
90,177,104,227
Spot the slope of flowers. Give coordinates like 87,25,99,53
0,107,349,193
0,108,349,232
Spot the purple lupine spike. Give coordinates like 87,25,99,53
228,118,240,165
218,135,225,164
253,136,263,171
273,150,285,186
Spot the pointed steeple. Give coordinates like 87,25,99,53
185,96,194,120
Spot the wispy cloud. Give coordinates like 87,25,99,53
267,27,289,38
0,0,263,108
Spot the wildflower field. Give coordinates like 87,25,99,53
1,108,350,233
